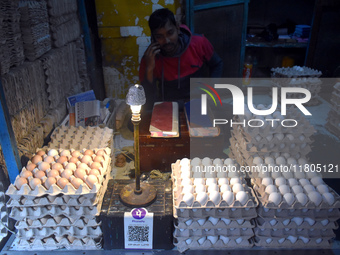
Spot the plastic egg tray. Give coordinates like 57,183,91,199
254,235,333,248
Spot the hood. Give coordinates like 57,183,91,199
172,24,192,58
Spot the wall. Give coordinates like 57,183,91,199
95,0,182,99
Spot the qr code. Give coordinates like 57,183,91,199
128,225,149,242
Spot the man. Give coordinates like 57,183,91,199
139,8,223,110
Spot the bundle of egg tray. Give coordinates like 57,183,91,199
250,171,340,248
229,104,315,170
0,182,9,241
271,66,322,106
48,126,114,154
326,82,340,138
5,147,112,250
171,158,258,253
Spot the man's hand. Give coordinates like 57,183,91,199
144,42,161,83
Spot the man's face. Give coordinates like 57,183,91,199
152,20,179,57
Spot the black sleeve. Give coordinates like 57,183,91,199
208,52,224,78
141,79,156,111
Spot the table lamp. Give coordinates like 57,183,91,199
119,84,157,207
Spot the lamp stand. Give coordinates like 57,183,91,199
119,113,157,207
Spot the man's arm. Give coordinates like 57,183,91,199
208,52,223,77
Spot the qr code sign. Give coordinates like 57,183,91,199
128,225,150,242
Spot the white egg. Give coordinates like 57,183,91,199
47,149,58,157
322,192,335,205
288,178,299,187
253,157,263,165
265,184,278,194
308,191,322,206
316,184,329,194
220,184,231,193
283,193,295,206
292,217,303,226
296,193,308,206
305,171,318,178
181,178,192,186
195,184,206,193
206,178,217,185
194,178,205,186
209,191,221,205
304,217,315,226
299,178,310,186
275,156,286,165
207,184,219,193
264,156,275,165
262,177,273,186
182,193,194,206
222,190,234,205
298,158,308,165
232,183,244,193
258,171,270,178
230,177,241,185
218,178,229,185
303,184,316,193
205,171,216,178
213,158,222,165
180,158,190,166
294,170,305,179
282,171,294,179
291,185,304,195
192,170,204,178
190,157,201,166
275,177,287,186
182,185,194,194
202,157,212,166
196,192,208,206
181,170,191,179
271,172,282,179
217,171,228,178
197,236,206,245
279,185,291,195
268,192,282,205
224,158,234,165
236,191,249,205
181,164,191,173
310,176,324,187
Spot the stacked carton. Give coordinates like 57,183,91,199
251,171,340,248
171,158,258,252
0,182,9,242
326,82,340,137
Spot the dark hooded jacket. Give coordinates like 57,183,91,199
139,25,223,110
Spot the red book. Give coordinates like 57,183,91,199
149,102,179,137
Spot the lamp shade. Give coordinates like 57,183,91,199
126,84,146,106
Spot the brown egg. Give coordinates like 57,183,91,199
89,169,100,177
61,169,73,179
96,149,105,157
31,155,43,164
78,163,89,170
44,156,55,164
65,162,77,171
93,156,104,163
74,168,86,180
44,177,57,189
26,163,37,172
71,178,84,189
34,170,46,179
90,162,101,170
47,169,59,178
39,162,50,171
81,155,92,165
60,149,71,157
52,163,63,171
84,149,94,156
57,177,69,189
21,170,33,178
36,150,46,156
86,175,98,189
15,177,28,189
72,150,81,158
29,178,42,189
69,156,79,164
57,156,68,164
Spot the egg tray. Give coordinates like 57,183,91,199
255,216,338,230
257,205,340,220
173,206,257,219
253,235,333,248
17,225,102,240
174,236,253,253
9,205,99,221
175,217,255,229
174,226,254,238
325,118,340,138
253,183,340,210
254,227,335,239
15,216,100,230
13,235,102,251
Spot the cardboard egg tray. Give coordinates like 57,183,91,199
257,205,340,219
253,183,340,210
254,227,335,239
254,235,333,248
10,205,99,221
173,206,257,219
15,216,100,229
175,217,255,229
13,236,102,250
174,227,253,238
0,190,8,240
174,236,253,253
255,216,338,230
17,225,102,240
271,66,322,78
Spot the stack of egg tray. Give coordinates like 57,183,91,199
271,66,322,106
5,147,112,250
19,0,51,61
229,105,315,171
0,182,9,242
171,158,258,253
251,174,340,248
326,82,340,138
75,38,91,92
0,10,10,75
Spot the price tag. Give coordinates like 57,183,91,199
124,208,154,249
